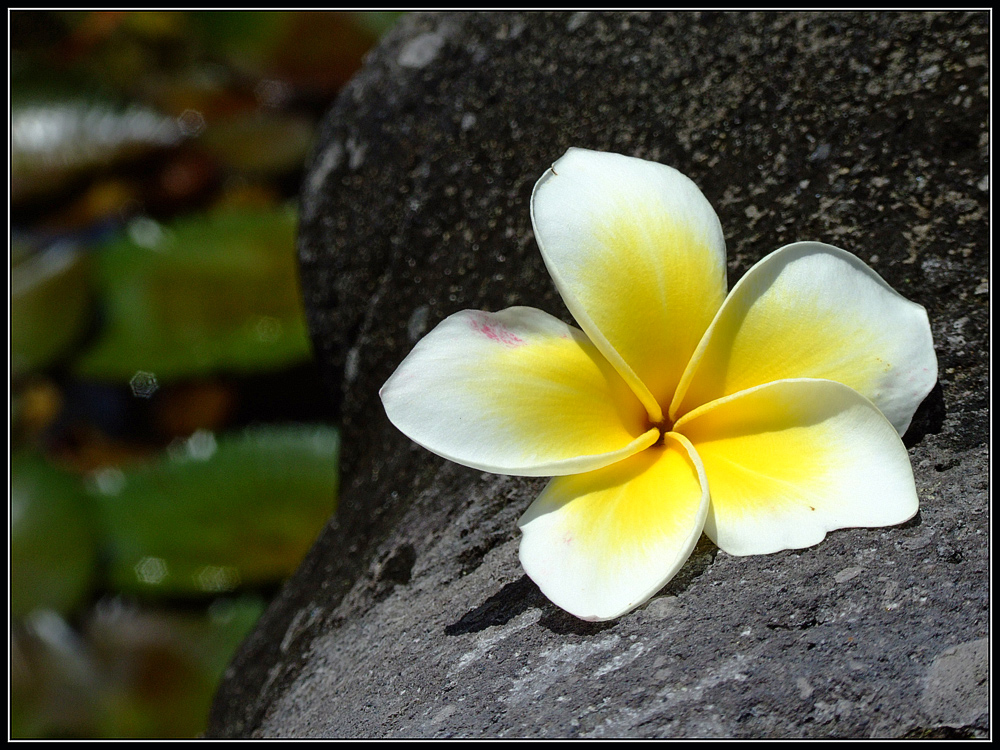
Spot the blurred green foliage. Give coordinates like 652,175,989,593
12,453,100,618
93,426,339,597
76,208,311,381
10,9,402,739
11,242,93,378
11,425,338,738
12,597,266,738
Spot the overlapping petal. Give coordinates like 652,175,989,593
379,307,657,477
531,148,727,422
675,378,919,556
518,433,709,621
671,242,937,434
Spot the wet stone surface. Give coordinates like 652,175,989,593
209,11,988,738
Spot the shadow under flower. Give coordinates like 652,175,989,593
444,534,721,637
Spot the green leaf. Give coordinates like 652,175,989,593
12,241,93,378
90,424,338,597
75,207,313,381
11,453,100,617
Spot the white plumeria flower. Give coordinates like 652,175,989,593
380,148,938,621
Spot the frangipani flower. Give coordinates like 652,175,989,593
380,148,937,621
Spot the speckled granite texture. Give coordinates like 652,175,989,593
208,11,988,738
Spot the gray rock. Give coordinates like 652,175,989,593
920,638,989,729
208,11,988,738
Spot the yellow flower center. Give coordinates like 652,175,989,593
648,416,674,446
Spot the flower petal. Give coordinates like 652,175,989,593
674,378,919,556
518,433,709,621
531,148,727,423
380,307,657,477
671,242,937,435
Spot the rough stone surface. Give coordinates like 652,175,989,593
208,11,989,739
920,638,990,729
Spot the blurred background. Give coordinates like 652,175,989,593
10,11,403,738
